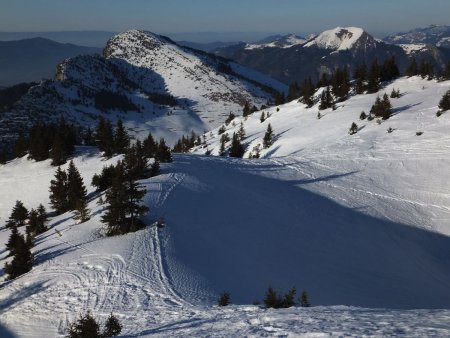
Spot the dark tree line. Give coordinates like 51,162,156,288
12,117,78,165
173,131,202,153
94,90,138,112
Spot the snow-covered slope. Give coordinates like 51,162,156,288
2,30,286,146
2,77,450,336
1,146,450,336
194,77,450,235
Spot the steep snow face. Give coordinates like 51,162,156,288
103,29,279,113
245,34,306,49
304,27,366,51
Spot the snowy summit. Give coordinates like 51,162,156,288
304,27,365,51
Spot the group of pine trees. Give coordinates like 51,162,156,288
66,312,121,338
13,117,78,165
263,287,310,309
4,201,48,280
286,57,401,110
173,131,203,153
217,287,310,309
49,160,90,223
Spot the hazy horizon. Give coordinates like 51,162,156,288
1,0,449,45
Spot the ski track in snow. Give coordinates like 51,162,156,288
2,77,450,336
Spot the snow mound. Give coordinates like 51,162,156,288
305,27,365,50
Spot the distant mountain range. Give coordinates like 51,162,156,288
0,38,101,86
214,26,450,85
384,25,450,48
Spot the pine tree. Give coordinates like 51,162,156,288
264,287,281,308
367,59,380,93
443,60,450,80
66,312,101,338
149,159,160,177
95,117,114,158
123,171,149,233
102,161,149,235
67,160,88,211
300,77,315,107
274,92,285,105
243,102,251,117
229,132,245,158
381,93,393,120
263,124,274,149
218,292,231,306
13,133,29,158
28,123,50,161
353,63,367,94
73,199,90,224
300,290,310,307
406,57,418,77
349,122,358,135
49,166,69,214
91,165,116,192
36,204,48,234
102,163,128,236
6,225,21,257
7,200,28,228
370,94,392,120
287,82,301,101
156,138,172,163
113,119,130,154
143,132,158,158
103,313,122,338
438,90,450,113
282,287,296,308
50,132,66,166
316,73,329,88
419,59,434,79
381,56,400,82
260,111,266,123
319,86,333,110
4,232,33,279
331,67,350,101
26,208,39,239
237,122,246,140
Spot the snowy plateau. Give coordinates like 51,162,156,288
1,74,450,337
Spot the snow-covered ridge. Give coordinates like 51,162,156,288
3,29,286,146
400,43,428,54
245,34,306,50
304,27,365,50
384,24,450,48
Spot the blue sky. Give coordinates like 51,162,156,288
1,0,449,38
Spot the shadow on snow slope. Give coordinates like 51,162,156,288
153,154,450,309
